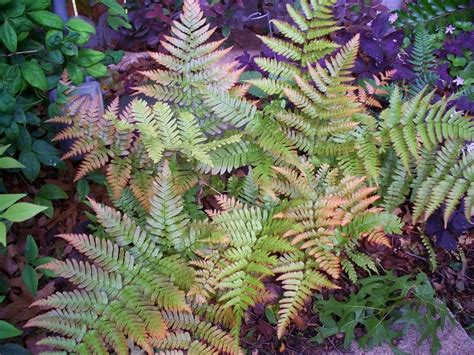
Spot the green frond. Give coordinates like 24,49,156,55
253,57,300,81
203,89,257,128
409,25,436,75
147,163,190,252
346,251,378,274
341,259,357,283
420,235,437,272
276,265,336,338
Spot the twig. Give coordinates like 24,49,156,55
0,49,40,57
403,251,428,262
200,180,223,195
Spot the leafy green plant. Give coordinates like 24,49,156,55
0,145,46,246
396,0,474,31
313,272,452,354
0,145,47,347
21,234,56,297
0,0,112,181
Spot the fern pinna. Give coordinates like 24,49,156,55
26,163,239,354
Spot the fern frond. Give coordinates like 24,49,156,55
421,235,437,272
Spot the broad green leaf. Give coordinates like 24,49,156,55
76,179,90,201
32,140,58,156
21,264,38,296
4,0,25,17
0,202,47,222
45,29,64,49
61,42,78,57
101,0,128,17
75,49,105,67
16,126,32,152
85,63,108,77
4,122,19,140
10,16,35,33
0,222,6,246
14,107,26,124
0,20,17,52
0,145,11,155
25,235,38,262
38,184,68,200
106,15,131,30
265,306,277,325
33,196,53,218
0,194,26,211
0,157,24,169
27,11,64,30
2,65,22,95
20,60,48,91
0,90,17,113
25,0,50,11
0,320,22,340
19,151,40,181
66,18,95,34
66,62,84,85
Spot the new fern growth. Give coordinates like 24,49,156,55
135,0,246,134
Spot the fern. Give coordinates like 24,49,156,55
377,88,474,222
252,0,341,94
421,235,437,272
205,197,296,339
26,165,239,354
407,25,437,96
50,0,250,210
409,25,436,75
135,0,245,134
34,2,474,351
273,253,338,338
396,0,473,30
272,165,401,279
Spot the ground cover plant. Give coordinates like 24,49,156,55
0,0,473,354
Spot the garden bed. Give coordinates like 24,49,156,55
1,0,473,354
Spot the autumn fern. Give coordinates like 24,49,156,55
272,164,401,281
135,0,246,134
379,88,474,222
26,164,239,354
250,0,341,95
